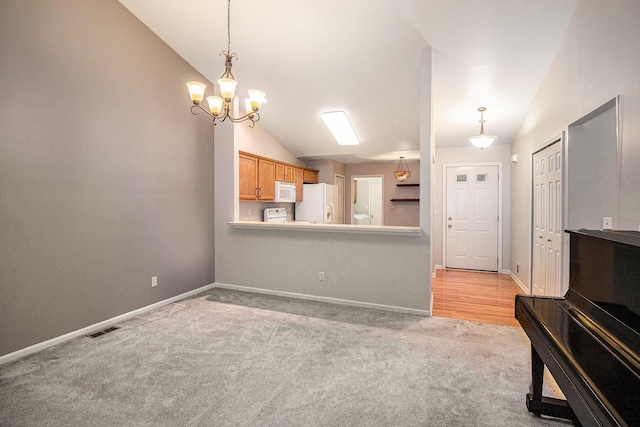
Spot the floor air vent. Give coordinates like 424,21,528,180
88,326,120,338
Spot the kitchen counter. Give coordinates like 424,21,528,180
228,221,422,236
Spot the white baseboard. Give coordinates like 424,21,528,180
434,266,511,276
509,272,529,294
214,282,432,317
430,291,434,314
0,283,216,366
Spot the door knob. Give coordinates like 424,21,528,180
448,224,452,228
448,217,452,220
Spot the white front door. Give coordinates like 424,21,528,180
369,180,383,225
446,166,499,271
532,142,563,296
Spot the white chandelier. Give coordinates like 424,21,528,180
186,0,266,127
468,107,497,150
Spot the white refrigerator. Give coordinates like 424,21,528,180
295,183,339,224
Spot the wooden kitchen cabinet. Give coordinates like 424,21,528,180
239,153,275,201
293,167,304,201
239,153,258,200
275,163,294,183
275,163,285,182
303,169,319,184
257,159,275,200
239,151,317,201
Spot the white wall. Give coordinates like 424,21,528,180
236,123,304,166
567,104,618,229
213,49,433,313
510,0,640,289
433,145,511,272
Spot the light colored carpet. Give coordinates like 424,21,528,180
0,288,569,426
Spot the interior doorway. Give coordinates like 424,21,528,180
444,165,500,272
352,176,383,225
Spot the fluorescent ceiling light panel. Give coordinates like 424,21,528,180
321,111,359,146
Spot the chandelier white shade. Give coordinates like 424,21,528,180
468,107,497,149
187,82,206,104
186,0,266,127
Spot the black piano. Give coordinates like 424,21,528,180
516,229,640,426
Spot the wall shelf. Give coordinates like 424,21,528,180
396,183,419,187
390,198,420,202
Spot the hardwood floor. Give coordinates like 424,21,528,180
432,269,527,327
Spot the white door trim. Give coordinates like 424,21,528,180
442,162,503,273
528,134,565,296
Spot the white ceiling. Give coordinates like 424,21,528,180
119,0,579,163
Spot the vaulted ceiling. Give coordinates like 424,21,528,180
119,0,579,163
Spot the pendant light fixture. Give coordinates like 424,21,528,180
393,156,411,182
468,107,497,150
186,0,266,127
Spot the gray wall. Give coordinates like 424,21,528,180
510,0,640,289
305,159,346,185
0,0,215,357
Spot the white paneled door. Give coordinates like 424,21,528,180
446,166,499,271
532,142,563,296
369,180,383,225
334,174,345,224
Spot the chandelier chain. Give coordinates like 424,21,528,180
226,0,231,53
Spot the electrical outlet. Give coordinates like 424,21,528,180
151,276,157,287
602,217,612,230
248,208,252,215
319,271,325,281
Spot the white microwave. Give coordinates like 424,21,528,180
274,181,296,203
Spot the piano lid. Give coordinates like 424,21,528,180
568,229,640,247
566,229,640,334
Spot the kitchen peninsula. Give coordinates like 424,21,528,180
229,220,422,235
